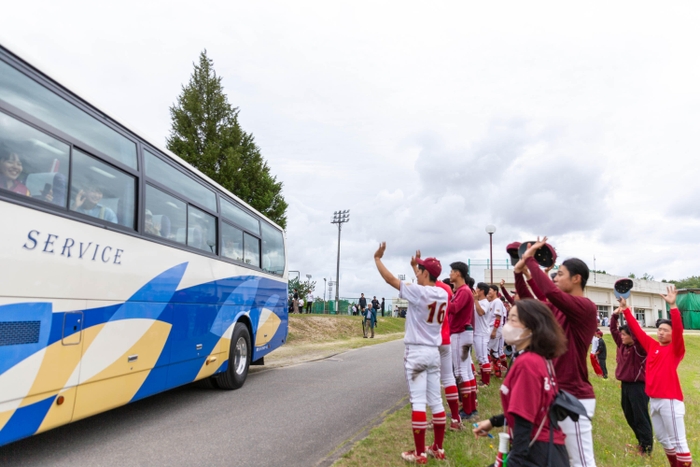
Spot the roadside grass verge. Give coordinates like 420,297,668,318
335,334,700,467
260,315,405,368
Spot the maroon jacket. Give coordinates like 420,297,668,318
609,313,646,383
515,257,597,400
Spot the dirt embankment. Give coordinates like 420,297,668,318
257,315,405,369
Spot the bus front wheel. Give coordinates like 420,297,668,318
216,323,251,390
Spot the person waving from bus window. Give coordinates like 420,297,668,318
621,286,693,467
473,299,570,466
72,184,117,223
0,150,30,196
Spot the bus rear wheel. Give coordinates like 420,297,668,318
216,323,251,390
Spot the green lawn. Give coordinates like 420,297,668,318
335,334,700,467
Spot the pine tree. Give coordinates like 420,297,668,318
167,50,288,228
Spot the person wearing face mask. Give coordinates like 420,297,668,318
473,299,570,466
621,286,692,467
513,237,598,467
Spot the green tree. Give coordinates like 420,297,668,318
167,50,288,228
288,277,316,299
670,276,700,289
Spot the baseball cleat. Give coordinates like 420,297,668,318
401,450,428,464
426,445,446,460
449,418,464,431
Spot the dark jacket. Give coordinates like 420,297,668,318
359,297,367,308
610,313,647,383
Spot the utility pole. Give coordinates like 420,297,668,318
331,210,350,314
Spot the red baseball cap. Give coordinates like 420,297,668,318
416,257,442,278
506,242,521,266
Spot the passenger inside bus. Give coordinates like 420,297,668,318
145,209,160,236
71,185,118,223
0,150,30,196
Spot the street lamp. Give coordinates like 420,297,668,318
331,210,350,314
485,224,496,284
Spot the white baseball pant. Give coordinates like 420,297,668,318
438,344,456,388
474,333,489,366
488,332,504,358
560,398,596,467
450,330,474,382
404,344,443,414
650,398,690,455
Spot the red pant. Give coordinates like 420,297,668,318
590,354,603,376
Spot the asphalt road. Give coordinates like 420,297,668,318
0,339,407,467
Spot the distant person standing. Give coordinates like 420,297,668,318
610,306,652,456
359,293,367,311
306,292,313,313
381,297,386,317
293,289,300,314
372,296,380,314
363,303,376,338
596,329,608,379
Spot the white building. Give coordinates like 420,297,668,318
489,269,668,328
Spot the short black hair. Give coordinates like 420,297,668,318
467,277,475,288
619,325,631,335
656,318,672,329
476,282,490,295
418,265,437,283
450,262,469,281
488,284,498,293
562,258,590,289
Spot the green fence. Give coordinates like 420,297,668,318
297,298,397,316
677,290,700,330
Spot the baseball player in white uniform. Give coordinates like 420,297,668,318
487,285,507,377
473,282,492,386
374,243,448,464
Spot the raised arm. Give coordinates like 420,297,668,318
513,260,535,300
373,242,401,290
609,310,622,347
660,285,685,358
500,279,515,305
622,304,654,353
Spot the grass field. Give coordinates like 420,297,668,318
334,333,700,467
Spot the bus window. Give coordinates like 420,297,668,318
144,150,216,212
244,232,260,267
220,198,260,234
145,184,186,243
261,222,285,275
0,60,137,169
221,222,243,262
187,205,217,254
0,112,69,206
69,149,135,228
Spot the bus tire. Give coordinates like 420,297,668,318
216,323,251,390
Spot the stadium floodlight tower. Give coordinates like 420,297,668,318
331,210,350,314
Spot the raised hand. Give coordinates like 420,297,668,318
521,236,548,260
374,242,387,260
500,279,505,287
659,285,678,307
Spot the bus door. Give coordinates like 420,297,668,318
0,300,85,444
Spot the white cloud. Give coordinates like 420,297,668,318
3,0,700,300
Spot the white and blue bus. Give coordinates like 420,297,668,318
0,43,288,446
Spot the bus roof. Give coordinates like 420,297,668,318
0,37,285,233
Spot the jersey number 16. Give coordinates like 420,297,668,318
427,302,446,324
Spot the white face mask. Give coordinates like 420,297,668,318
502,322,531,345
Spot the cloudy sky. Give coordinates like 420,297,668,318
4,1,700,300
